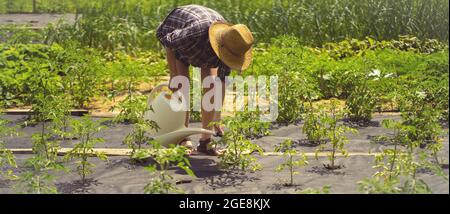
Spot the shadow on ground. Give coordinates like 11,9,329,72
57,178,101,194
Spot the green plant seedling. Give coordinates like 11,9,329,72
274,139,308,186
122,100,159,160
302,102,328,145
31,124,59,163
141,141,195,194
315,99,357,170
232,109,271,139
63,116,108,183
358,119,447,194
112,94,148,124
124,119,158,159
398,90,444,150
298,186,331,194
358,151,435,194
212,116,264,172
27,74,67,161
0,113,18,180
48,96,74,141
14,155,64,194
346,81,376,123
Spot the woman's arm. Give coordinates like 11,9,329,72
166,48,178,79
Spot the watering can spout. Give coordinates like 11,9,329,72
144,83,215,147
153,128,215,147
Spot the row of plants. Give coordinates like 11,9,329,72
245,36,449,124
358,91,448,193
1,35,448,125
315,36,447,60
0,42,166,108
1,0,448,49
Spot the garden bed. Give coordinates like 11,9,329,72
1,113,448,194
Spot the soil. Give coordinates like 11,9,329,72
0,13,77,29
1,113,448,194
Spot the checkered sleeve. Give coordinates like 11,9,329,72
159,21,210,50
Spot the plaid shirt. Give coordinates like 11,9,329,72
156,5,231,79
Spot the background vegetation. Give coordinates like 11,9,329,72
1,0,448,49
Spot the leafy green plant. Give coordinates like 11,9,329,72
212,116,264,172
399,90,444,147
277,71,306,124
55,45,105,108
318,36,448,60
345,77,376,123
358,149,438,194
298,186,331,194
112,95,148,124
232,109,271,139
358,119,447,194
123,104,159,159
302,103,328,144
63,116,108,183
0,112,17,180
315,99,357,170
274,139,308,186
14,155,64,194
139,141,195,194
29,93,67,163
47,96,74,141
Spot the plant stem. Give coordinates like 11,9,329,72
289,154,293,186
36,174,40,194
389,133,398,181
41,121,49,160
330,107,337,169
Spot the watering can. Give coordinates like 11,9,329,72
144,83,215,147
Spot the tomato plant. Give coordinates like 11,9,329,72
112,95,148,124
212,116,264,172
345,78,377,123
302,103,328,144
14,155,64,194
139,141,195,194
274,139,308,186
0,111,17,180
123,105,159,160
358,119,447,194
64,116,108,183
398,89,444,148
315,99,357,170
298,186,331,194
232,109,271,139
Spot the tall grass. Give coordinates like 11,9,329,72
1,0,448,49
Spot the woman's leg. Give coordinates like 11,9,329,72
200,67,226,140
165,48,190,127
175,59,190,127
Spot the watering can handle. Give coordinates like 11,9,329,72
147,83,170,105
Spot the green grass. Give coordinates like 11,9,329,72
1,0,448,47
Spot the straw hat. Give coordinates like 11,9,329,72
209,22,254,71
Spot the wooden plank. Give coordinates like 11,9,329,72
263,152,381,157
10,148,132,156
4,109,89,116
90,112,118,118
